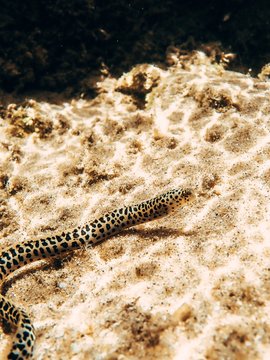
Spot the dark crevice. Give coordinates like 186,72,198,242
0,0,269,97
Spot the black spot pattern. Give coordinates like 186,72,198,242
0,188,193,359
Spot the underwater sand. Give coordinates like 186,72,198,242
0,53,270,359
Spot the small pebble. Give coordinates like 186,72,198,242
57,282,67,289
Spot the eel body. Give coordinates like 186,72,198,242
0,188,194,359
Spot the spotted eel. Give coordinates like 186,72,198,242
0,188,194,360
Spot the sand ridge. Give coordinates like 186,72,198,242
0,52,270,359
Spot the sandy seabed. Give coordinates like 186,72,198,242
0,53,270,359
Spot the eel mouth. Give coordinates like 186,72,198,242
182,188,196,203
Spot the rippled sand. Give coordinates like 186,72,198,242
0,53,270,359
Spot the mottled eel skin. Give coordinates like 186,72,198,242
0,188,194,360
